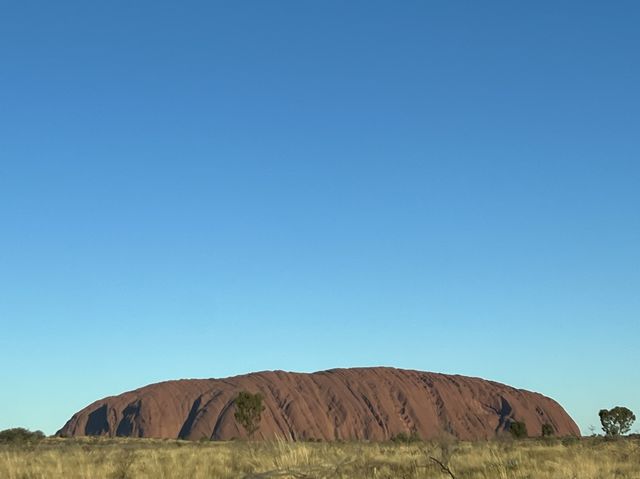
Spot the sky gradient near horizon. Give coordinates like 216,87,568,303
1,1,639,436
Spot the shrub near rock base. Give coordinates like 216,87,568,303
509,421,528,439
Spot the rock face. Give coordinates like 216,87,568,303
58,367,580,440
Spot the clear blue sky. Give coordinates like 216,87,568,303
1,1,638,436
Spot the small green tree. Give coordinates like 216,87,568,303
599,407,636,436
234,391,265,438
541,423,554,437
509,421,528,439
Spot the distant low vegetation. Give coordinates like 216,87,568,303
0,427,45,443
390,431,422,443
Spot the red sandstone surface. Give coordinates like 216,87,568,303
58,367,579,440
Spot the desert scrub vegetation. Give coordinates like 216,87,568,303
0,428,45,444
1,436,639,479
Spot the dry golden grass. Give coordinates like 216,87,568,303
1,436,639,479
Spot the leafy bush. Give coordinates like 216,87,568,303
0,427,45,443
509,421,528,439
541,423,554,437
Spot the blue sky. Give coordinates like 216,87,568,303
1,1,638,436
